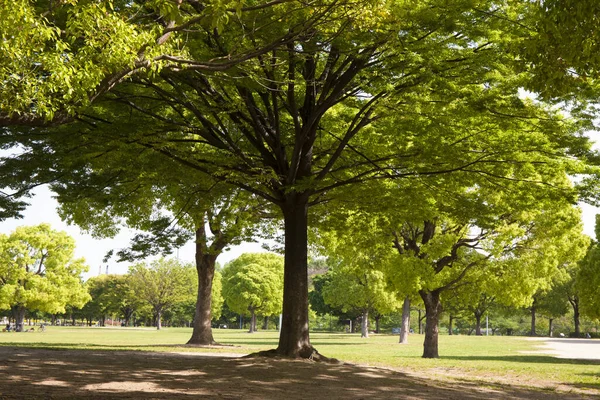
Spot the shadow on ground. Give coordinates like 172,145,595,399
0,346,594,399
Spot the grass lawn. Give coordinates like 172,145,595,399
0,327,598,394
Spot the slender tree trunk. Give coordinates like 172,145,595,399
417,310,422,334
156,309,162,330
188,227,219,345
530,306,536,337
374,314,380,334
263,316,269,330
361,309,369,338
400,296,410,344
448,315,454,335
249,309,257,333
572,298,581,337
475,312,482,336
420,290,442,358
548,318,554,337
277,196,313,358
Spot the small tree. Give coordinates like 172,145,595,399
0,224,90,330
128,258,195,330
222,253,283,333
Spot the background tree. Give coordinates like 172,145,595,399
577,216,600,325
222,253,283,333
0,224,90,330
128,258,195,330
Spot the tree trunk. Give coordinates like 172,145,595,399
448,315,454,336
475,312,482,336
420,290,442,358
156,309,162,330
276,196,313,358
361,309,369,338
187,227,218,345
530,305,536,337
417,309,422,334
15,306,26,332
374,314,380,334
263,316,269,330
400,296,410,344
249,309,257,333
548,318,554,337
572,298,581,337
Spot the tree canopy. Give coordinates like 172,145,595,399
0,224,90,329
222,253,283,333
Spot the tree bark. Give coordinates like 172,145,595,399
156,309,162,330
548,318,554,337
572,298,581,337
187,228,218,345
475,312,483,336
400,296,410,344
276,196,313,358
263,315,269,330
249,308,257,333
448,315,454,336
529,305,536,337
420,290,442,358
15,306,26,332
361,309,369,338
374,314,380,334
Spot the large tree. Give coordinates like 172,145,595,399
0,224,90,329
2,0,600,359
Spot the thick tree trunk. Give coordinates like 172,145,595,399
156,310,162,330
448,315,454,335
548,318,554,337
263,316,269,330
530,306,536,337
475,312,483,336
187,229,218,345
249,309,257,333
420,290,442,358
361,309,369,338
400,296,410,344
15,306,26,332
276,196,313,358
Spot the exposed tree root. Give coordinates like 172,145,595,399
244,347,342,364
184,342,235,348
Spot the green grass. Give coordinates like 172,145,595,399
1,327,598,393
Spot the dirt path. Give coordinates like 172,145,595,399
527,338,600,360
0,346,596,399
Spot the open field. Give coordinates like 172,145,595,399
0,327,598,399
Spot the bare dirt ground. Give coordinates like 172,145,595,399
526,338,600,360
0,347,597,400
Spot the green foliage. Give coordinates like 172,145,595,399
128,258,196,327
222,253,283,317
0,224,90,314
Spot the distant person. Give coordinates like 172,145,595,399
5,323,11,332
